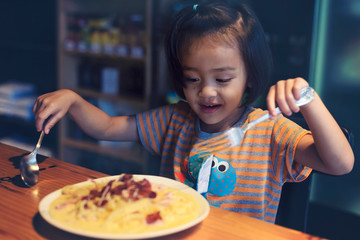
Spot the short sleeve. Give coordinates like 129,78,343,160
271,116,312,184
136,104,174,155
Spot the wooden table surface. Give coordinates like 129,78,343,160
0,143,324,240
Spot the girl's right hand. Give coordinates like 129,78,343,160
33,89,78,134
266,78,310,119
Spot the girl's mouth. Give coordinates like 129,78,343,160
199,104,221,113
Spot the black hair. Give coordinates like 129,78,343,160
165,0,273,106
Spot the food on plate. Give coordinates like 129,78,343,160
49,174,200,234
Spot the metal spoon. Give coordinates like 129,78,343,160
20,131,44,187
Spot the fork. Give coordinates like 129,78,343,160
194,86,315,154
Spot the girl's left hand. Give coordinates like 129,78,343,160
266,77,309,119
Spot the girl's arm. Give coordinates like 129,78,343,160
33,89,138,141
267,78,354,175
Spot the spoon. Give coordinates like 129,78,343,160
20,131,44,187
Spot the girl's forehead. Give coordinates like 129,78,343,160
183,35,238,54
180,36,245,70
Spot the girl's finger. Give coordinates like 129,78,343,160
35,104,55,132
285,80,299,113
266,85,277,118
292,77,308,100
275,81,292,116
32,99,38,114
43,114,59,134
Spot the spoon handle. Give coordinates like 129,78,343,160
33,131,45,153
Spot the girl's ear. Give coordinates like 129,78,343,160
241,85,251,106
246,81,252,88
241,91,248,105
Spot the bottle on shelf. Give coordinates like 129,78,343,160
63,12,146,59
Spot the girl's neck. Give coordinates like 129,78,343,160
199,106,246,133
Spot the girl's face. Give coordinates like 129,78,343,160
181,37,249,133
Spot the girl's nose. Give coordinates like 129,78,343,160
199,84,217,98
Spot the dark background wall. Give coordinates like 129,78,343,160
0,0,57,94
0,0,57,154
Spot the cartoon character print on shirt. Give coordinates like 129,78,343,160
181,152,237,197
208,157,237,197
182,153,207,189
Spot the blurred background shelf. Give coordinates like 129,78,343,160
56,0,164,174
62,50,147,62
71,88,148,108
62,138,146,167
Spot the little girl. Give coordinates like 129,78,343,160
33,1,354,223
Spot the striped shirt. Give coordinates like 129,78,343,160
136,101,312,223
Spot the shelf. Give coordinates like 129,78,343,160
63,49,146,63
62,138,146,166
61,0,147,14
57,0,156,174
72,88,147,108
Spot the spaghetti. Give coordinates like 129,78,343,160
49,174,199,234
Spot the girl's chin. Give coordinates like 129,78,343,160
199,119,228,132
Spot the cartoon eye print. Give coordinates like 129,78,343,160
217,161,229,173
212,158,230,173
208,157,237,197
211,158,218,168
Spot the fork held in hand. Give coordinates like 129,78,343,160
195,86,315,154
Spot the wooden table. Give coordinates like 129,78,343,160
0,143,324,240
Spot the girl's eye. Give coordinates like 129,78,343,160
216,78,232,83
184,77,200,83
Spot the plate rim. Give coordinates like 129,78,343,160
38,174,210,239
